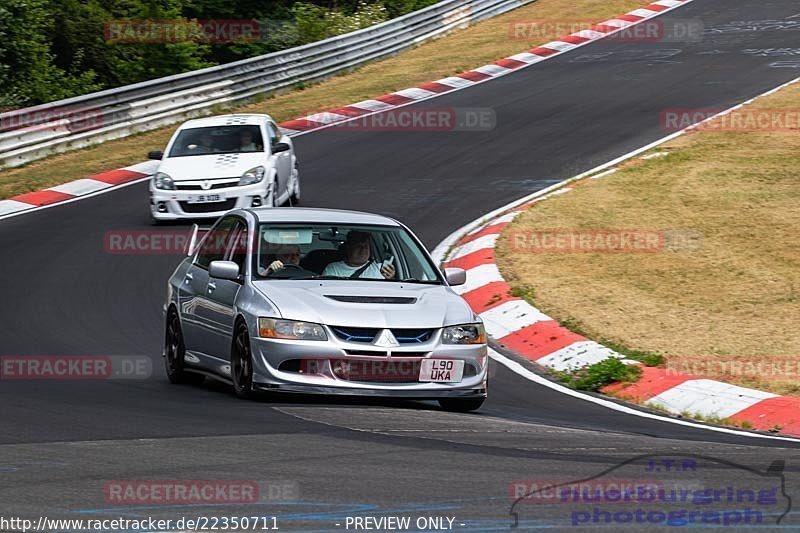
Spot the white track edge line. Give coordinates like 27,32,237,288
489,349,800,443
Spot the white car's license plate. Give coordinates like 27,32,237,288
186,193,226,204
419,359,464,383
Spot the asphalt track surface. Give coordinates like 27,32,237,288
3,0,800,530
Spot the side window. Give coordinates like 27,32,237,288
195,217,236,269
267,122,280,147
225,220,249,275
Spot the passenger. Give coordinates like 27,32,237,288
323,231,395,279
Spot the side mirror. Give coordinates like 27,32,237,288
209,260,240,281
444,267,466,286
148,150,164,160
272,142,290,154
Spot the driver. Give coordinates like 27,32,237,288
239,130,259,152
262,244,302,275
194,132,216,153
323,231,395,279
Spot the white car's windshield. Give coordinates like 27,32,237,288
255,223,442,284
168,125,264,157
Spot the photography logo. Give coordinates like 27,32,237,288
509,454,790,529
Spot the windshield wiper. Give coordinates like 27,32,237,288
385,278,443,285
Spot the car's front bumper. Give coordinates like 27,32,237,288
248,334,488,399
150,182,270,220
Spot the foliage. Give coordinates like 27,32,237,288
556,358,642,392
0,0,428,107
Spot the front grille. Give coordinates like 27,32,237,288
176,181,236,191
392,328,434,343
331,327,435,344
179,199,237,213
331,327,379,342
343,350,429,357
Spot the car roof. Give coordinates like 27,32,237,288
178,114,272,129
244,208,402,227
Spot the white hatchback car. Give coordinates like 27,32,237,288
148,114,300,222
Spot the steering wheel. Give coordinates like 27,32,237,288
267,264,311,278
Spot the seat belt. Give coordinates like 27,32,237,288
349,261,373,279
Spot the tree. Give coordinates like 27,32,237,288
0,0,100,108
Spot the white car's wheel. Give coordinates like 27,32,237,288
267,177,279,207
290,165,300,206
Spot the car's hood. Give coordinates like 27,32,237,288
252,280,477,328
158,153,265,181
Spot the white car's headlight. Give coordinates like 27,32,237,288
442,323,486,345
153,172,175,190
239,166,266,186
258,318,327,341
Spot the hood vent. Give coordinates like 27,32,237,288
325,295,417,304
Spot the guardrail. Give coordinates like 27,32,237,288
0,0,533,169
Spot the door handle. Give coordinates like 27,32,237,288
207,281,217,293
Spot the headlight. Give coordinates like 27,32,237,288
153,172,175,190
258,318,327,341
442,323,486,344
239,166,266,186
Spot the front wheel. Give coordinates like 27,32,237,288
165,309,204,385
438,397,485,413
231,321,255,399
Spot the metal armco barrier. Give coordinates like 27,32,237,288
0,0,533,169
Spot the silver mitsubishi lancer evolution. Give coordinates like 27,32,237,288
163,207,488,411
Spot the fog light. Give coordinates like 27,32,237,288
251,197,262,207
157,202,168,213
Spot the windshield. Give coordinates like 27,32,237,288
168,125,264,157
254,223,442,284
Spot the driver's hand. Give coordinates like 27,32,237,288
381,263,396,279
268,260,285,273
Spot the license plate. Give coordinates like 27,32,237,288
186,193,226,204
419,359,464,383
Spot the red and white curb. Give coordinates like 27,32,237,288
0,161,158,218
436,168,800,439
0,0,692,220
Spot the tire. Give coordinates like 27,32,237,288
438,397,485,413
289,165,300,206
164,309,204,385
231,320,255,399
268,178,279,208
